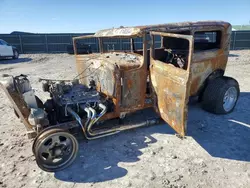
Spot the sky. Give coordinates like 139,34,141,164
0,0,249,34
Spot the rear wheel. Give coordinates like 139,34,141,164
33,128,79,172
12,50,19,59
201,76,239,114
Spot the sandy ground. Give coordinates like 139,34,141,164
0,51,249,188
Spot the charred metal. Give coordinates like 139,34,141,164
0,21,239,172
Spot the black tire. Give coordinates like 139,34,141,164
32,125,60,155
33,128,79,172
12,50,19,59
201,76,239,114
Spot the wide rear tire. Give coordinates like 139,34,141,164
201,76,239,114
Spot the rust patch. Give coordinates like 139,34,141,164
0,81,33,131
127,79,133,89
92,21,231,38
190,49,228,95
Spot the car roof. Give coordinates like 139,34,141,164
94,21,231,37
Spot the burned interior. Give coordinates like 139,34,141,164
151,35,190,69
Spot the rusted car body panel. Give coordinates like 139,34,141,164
94,21,230,37
0,21,235,173
74,33,149,121
149,32,193,136
73,21,232,137
190,24,231,95
0,21,232,139
0,78,37,138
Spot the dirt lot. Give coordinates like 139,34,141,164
0,51,249,188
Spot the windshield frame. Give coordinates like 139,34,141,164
73,35,142,54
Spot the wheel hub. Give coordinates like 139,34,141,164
223,87,237,112
33,128,78,172
52,146,63,156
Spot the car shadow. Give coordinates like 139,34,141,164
54,92,250,183
0,57,32,64
188,92,250,162
54,123,174,183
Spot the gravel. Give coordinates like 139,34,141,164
0,51,249,188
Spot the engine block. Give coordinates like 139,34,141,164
41,79,104,123
51,82,100,106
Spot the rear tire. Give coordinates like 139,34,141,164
201,76,239,114
12,50,19,59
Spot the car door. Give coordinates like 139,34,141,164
0,40,13,56
149,31,193,137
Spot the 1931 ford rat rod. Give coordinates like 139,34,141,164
0,21,239,172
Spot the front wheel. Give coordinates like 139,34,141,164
201,76,239,114
33,128,79,172
12,50,19,59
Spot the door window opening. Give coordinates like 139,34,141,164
152,35,189,70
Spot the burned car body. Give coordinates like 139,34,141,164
0,21,239,172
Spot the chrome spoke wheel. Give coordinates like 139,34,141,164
223,87,237,112
34,129,78,172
